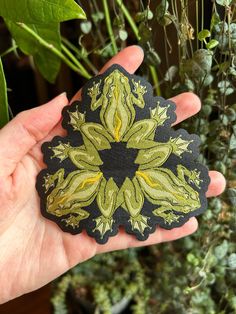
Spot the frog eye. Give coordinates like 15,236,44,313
121,77,125,83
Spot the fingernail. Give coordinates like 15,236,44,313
133,45,144,55
58,92,67,97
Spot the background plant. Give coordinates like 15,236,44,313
0,0,235,313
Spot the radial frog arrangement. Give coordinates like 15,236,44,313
36,64,210,244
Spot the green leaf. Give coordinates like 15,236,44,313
147,9,154,20
135,9,153,23
206,39,219,50
210,198,222,212
156,0,172,26
229,66,236,76
187,253,199,266
198,29,211,41
119,29,128,41
0,57,9,128
181,49,213,81
202,104,212,116
210,12,221,32
214,161,226,175
230,134,236,150
91,11,104,23
228,253,236,269
80,21,92,34
6,21,61,83
218,80,234,95
202,74,214,87
227,108,236,121
164,65,178,82
216,0,232,6
0,0,86,24
230,296,236,311
214,240,228,260
227,188,236,207
206,273,216,285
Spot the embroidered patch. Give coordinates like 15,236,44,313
36,64,210,244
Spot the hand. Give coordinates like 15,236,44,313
0,46,226,304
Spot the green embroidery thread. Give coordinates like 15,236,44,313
36,64,210,244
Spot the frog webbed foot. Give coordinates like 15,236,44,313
88,81,101,98
150,102,171,127
43,174,55,192
88,81,102,111
132,80,147,96
129,214,151,236
43,169,64,192
93,216,114,238
50,141,72,162
62,210,90,229
169,136,193,157
153,207,183,225
188,170,203,188
132,79,147,108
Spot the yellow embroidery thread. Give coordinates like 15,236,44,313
79,172,103,189
114,111,122,142
136,171,161,188
136,171,187,201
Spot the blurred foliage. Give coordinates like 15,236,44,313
50,0,236,313
0,0,235,313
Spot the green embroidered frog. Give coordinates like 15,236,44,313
44,169,102,228
136,166,201,225
117,151,202,235
88,69,147,142
37,65,209,244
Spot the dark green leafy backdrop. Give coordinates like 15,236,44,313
0,0,235,313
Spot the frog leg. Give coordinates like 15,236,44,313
80,122,114,150
117,177,150,236
177,165,203,188
67,109,85,131
43,169,65,192
124,119,158,149
168,136,193,157
49,142,73,162
150,101,171,126
131,79,147,108
61,204,90,229
68,145,102,171
153,205,183,225
50,140,102,171
129,214,151,235
87,80,104,111
93,178,119,238
135,143,172,170
93,216,114,239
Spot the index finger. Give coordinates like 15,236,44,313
70,45,144,103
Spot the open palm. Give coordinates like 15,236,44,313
0,46,226,304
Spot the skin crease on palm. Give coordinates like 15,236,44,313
0,46,226,304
